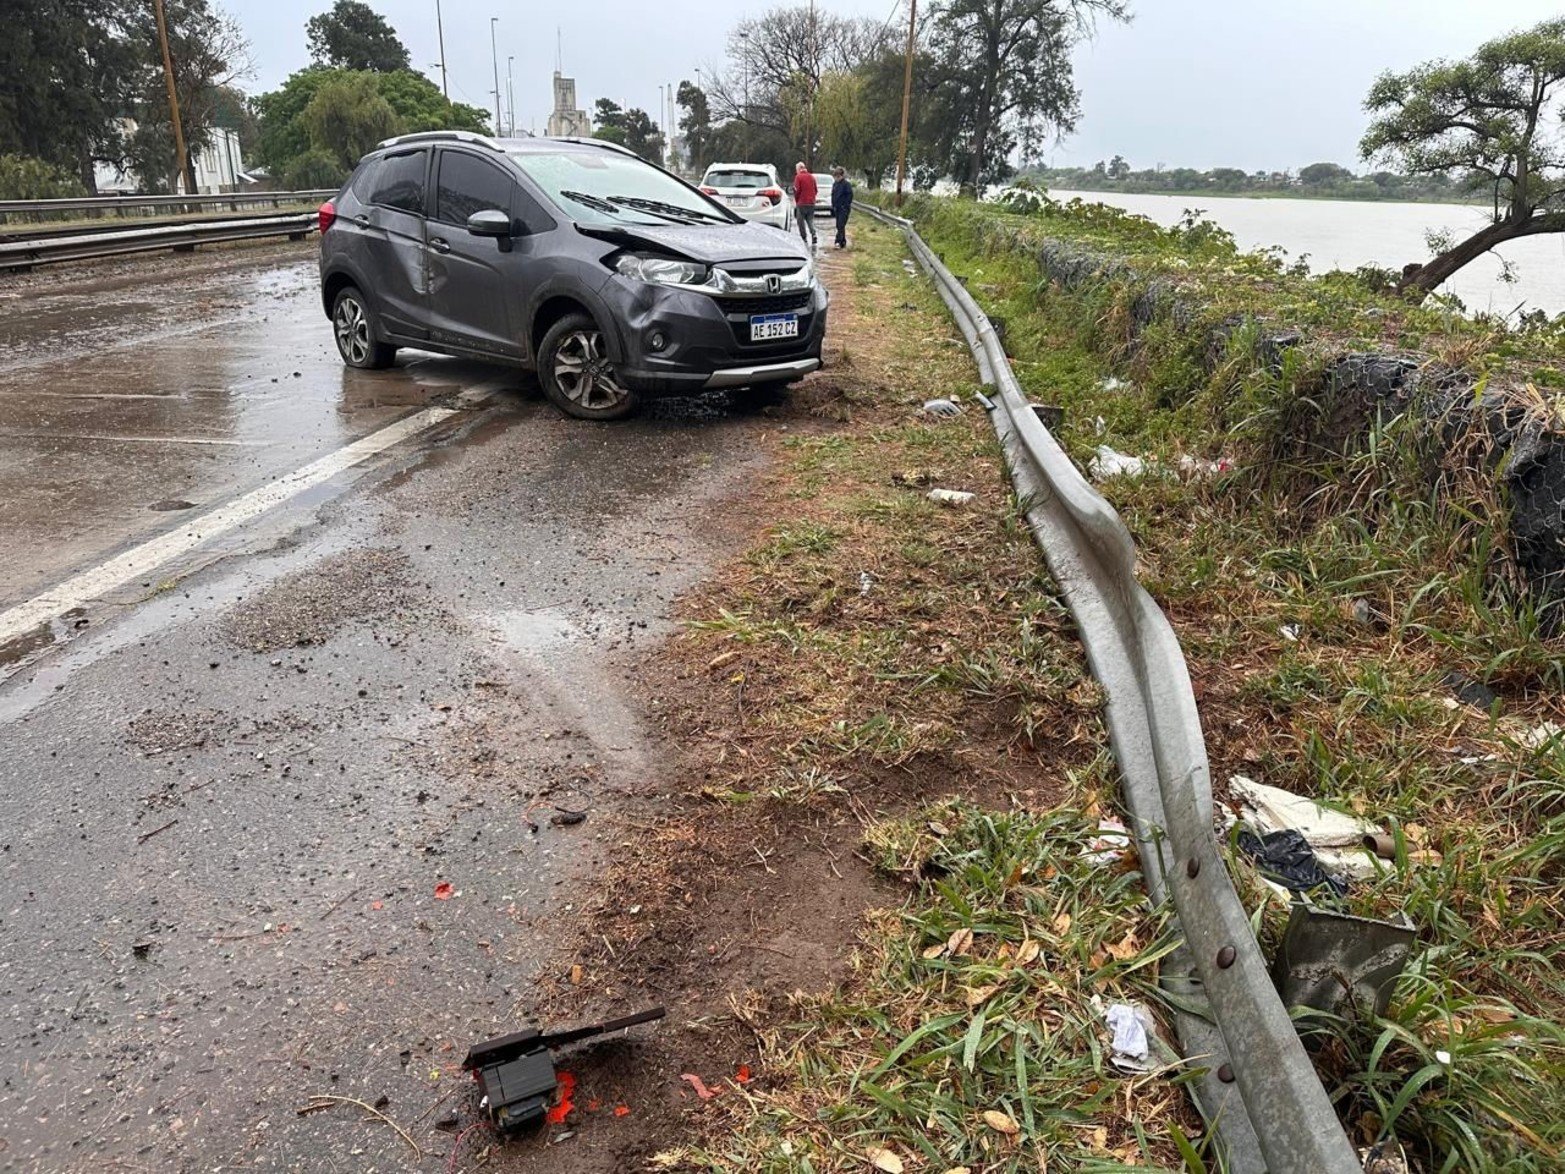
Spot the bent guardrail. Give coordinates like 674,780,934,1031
0,214,317,273
861,202,1361,1174
0,190,336,221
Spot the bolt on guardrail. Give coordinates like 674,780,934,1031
860,202,1362,1174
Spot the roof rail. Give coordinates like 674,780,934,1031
376,131,505,151
548,135,639,159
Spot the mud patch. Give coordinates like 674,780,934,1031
220,548,430,651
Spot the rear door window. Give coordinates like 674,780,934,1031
369,150,428,214
434,151,516,225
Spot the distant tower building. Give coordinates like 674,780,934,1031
546,72,591,137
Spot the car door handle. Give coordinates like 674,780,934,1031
429,237,451,254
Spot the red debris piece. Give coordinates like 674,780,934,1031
586,1098,602,1113
434,882,454,900
613,1105,630,1117
735,1064,752,1084
545,1071,577,1125
680,1073,717,1100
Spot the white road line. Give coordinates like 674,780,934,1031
0,406,458,647
0,431,275,447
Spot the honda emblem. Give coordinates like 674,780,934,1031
765,274,782,295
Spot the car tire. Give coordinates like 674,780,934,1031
537,312,639,421
331,286,396,370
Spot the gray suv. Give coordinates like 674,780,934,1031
317,132,828,420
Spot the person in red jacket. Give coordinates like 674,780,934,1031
792,162,818,248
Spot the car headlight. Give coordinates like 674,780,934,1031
614,254,708,286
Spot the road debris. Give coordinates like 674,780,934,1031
1229,775,1383,882
680,1073,717,1100
136,818,179,845
1102,1002,1158,1072
295,1094,422,1158
1237,828,1347,894
461,1007,665,1134
549,809,588,827
1086,445,1146,480
922,398,964,418
433,881,455,900
926,488,975,506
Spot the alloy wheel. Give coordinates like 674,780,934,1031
552,329,631,412
334,295,371,365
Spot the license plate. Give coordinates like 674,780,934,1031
726,195,750,206
750,313,798,341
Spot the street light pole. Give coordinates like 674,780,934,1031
489,18,502,136
434,0,448,98
507,55,515,136
894,0,918,204
739,30,751,159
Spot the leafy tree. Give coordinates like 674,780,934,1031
1298,161,1353,185
280,147,344,189
925,0,1127,192
0,154,88,199
253,67,487,178
1362,17,1565,297
0,0,140,188
306,0,409,72
1108,153,1128,178
621,109,664,163
676,81,714,170
302,72,399,168
125,0,252,192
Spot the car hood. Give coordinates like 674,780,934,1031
577,220,809,267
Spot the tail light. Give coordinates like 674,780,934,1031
760,187,783,206
318,200,336,232
699,185,718,195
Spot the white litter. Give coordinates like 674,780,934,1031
927,488,975,506
1104,1004,1148,1058
1081,819,1131,864
1099,376,1131,392
922,398,964,418
1177,453,1235,478
858,571,875,596
1093,415,1107,436
1087,445,1146,481
1280,623,1302,642
1229,775,1384,882
1521,720,1564,749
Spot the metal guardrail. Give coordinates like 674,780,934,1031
0,214,317,272
0,189,335,220
862,202,1362,1173
0,210,314,245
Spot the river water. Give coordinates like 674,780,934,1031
1043,189,1565,318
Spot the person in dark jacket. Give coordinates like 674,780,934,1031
829,168,853,248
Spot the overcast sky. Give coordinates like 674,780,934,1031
231,0,1561,173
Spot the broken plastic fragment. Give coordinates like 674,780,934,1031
927,488,975,506
680,1073,716,1100
1087,445,1145,480
433,881,455,900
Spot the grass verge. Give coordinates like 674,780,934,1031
888,193,1565,1170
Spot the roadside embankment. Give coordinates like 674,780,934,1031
868,192,1565,1169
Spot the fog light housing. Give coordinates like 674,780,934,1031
648,330,667,352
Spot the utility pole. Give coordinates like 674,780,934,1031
894,0,917,204
434,0,448,98
152,0,190,194
507,56,515,136
489,18,502,137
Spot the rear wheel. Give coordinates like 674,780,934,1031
537,312,639,421
331,286,396,370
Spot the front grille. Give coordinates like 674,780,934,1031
713,291,813,316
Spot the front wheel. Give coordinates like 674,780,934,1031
537,312,639,421
331,286,396,370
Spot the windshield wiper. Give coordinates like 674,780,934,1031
606,195,733,224
558,190,692,225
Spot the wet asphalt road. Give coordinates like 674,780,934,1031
0,242,778,1169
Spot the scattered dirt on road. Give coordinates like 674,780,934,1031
220,547,437,650
125,706,226,755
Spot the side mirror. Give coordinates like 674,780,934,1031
467,208,515,251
